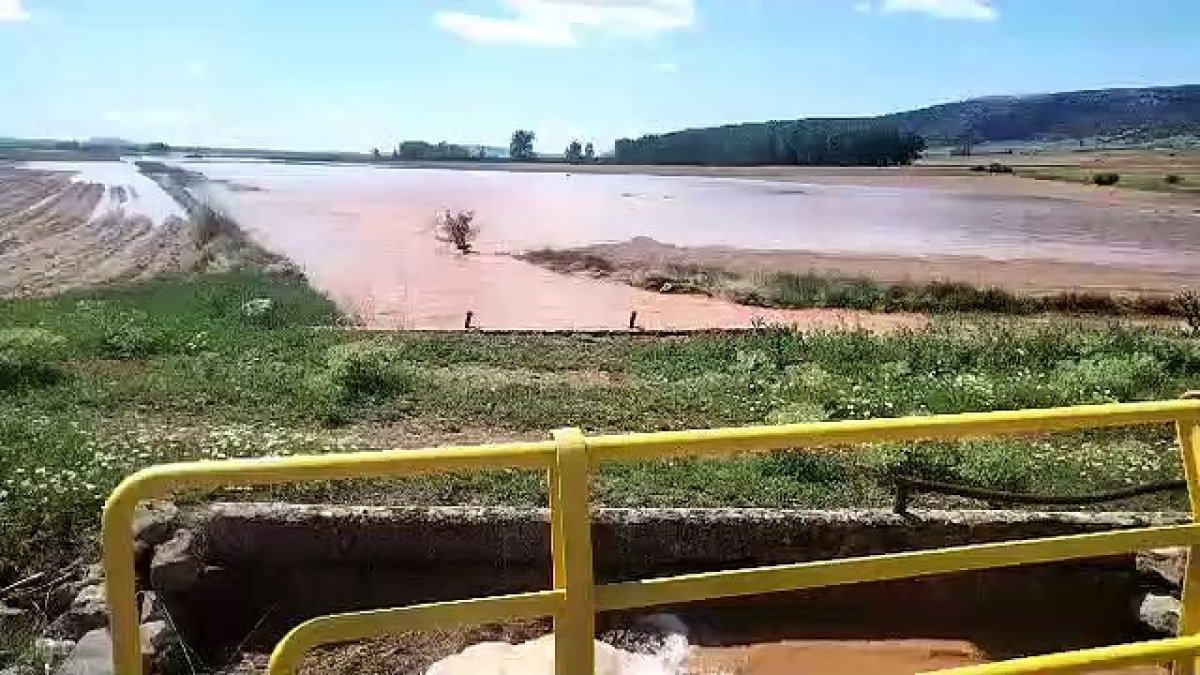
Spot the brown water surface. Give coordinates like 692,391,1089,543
187,161,1200,329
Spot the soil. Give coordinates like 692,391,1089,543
0,163,295,297
0,165,194,297
564,236,1199,294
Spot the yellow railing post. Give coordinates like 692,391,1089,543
551,428,596,675
102,486,143,675
1178,392,1200,675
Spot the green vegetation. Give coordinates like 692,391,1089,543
3,273,1200,588
1021,166,1200,194
613,85,1200,166
615,121,925,166
510,129,536,161
396,140,478,161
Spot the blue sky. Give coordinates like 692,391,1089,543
1,0,1197,152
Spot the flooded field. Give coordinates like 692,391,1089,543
184,160,1200,329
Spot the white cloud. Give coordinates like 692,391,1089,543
0,0,30,22
434,0,696,48
653,61,679,74
879,0,998,21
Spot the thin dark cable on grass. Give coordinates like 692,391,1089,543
218,605,277,672
150,593,201,675
893,475,1187,514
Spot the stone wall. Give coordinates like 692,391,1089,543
46,504,1189,672
129,504,1186,666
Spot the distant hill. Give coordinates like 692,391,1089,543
878,85,1200,145
615,85,1200,165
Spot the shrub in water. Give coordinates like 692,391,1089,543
0,328,66,390
1092,172,1120,186
435,209,479,254
1165,174,1184,185
1175,288,1200,335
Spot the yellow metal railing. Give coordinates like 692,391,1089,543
102,399,1200,675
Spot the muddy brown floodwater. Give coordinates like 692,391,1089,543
185,161,1200,330
689,640,1166,674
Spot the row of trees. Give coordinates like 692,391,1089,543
614,121,925,166
372,141,481,161
563,139,596,163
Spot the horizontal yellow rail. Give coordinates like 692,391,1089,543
925,634,1200,674
268,591,563,674
595,523,1200,611
101,399,1200,675
586,399,1200,462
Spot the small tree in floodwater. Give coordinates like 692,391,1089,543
436,209,479,254
1176,288,1200,336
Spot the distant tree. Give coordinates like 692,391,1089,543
565,140,583,163
510,130,536,160
391,147,400,159
584,142,596,162
614,121,923,167
398,140,472,160
371,148,381,161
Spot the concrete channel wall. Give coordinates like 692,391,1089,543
129,504,1188,664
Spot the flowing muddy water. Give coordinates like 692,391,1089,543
184,160,1200,329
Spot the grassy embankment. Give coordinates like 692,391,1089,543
1018,166,1200,194
520,248,1190,317
3,273,1200,583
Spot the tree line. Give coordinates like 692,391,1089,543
614,120,925,166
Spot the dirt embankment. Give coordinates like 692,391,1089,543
0,163,297,298
527,237,1200,296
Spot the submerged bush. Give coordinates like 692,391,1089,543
435,210,479,254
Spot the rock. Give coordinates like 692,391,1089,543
132,501,179,548
139,591,162,622
53,623,167,675
47,585,107,640
0,603,25,618
1137,547,1187,591
56,628,112,675
241,297,274,318
1138,592,1181,635
140,620,186,672
150,529,203,592
81,563,104,587
46,581,78,616
33,637,75,661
